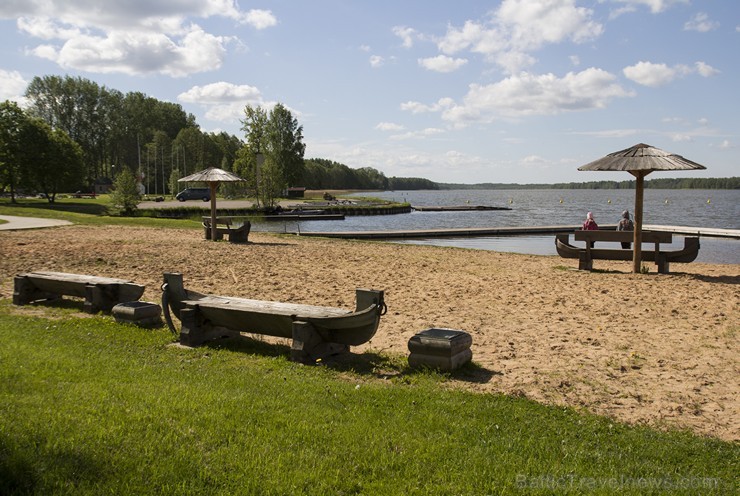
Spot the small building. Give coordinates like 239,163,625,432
286,187,306,198
94,178,113,195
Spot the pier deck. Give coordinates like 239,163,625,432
295,225,740,240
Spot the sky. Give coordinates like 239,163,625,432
0,0,738,184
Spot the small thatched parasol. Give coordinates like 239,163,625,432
179,167,245,241
578,143,706,273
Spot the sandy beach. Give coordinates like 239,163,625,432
1,225,737,441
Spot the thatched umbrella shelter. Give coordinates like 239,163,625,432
578,143,706,273
179,167,245,241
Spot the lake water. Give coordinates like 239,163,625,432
254,189,740,264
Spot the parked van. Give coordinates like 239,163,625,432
176,188,210,202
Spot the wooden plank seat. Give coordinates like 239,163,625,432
161,272,386,363
13,271,145,313
202,217,251,242
555,231,699,273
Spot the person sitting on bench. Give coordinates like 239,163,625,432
581,211,598,247
616,210,634,249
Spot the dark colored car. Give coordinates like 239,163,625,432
176,188,210,201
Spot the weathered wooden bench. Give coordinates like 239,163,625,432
202,217,251,242
555,231,699,273
161,272,386,363
13,271,145,313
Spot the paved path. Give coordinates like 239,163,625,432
0,215,73,230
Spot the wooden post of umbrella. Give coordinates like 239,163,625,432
208,181,218,243
630,170,649,274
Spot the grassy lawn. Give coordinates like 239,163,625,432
0,197,199,229
0,303,736,495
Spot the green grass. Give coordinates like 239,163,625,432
0,197,199,229
0,303,737,495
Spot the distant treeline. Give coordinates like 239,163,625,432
303,158,437,191
302,158,737,191
438,177,739,190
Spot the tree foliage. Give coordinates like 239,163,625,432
110,167,141,215
0,100,27,202
237,104,305,208
23,75,242,196
19,121,84,203
1,101,84,202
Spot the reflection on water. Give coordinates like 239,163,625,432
254,189,739,264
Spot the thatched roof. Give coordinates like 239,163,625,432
179,167,244,183
578,143,707,172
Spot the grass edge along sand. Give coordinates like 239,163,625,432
0,306,737,495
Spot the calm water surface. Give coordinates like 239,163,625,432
255,189,739,264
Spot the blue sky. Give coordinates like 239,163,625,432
0,0,738,183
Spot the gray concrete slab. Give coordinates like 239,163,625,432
0,215,72,230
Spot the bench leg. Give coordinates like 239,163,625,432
13,276,56,306
578,252,593,271
84,284,118,313
179,307,205,346
655,255,670,274
229,230,248,243
291,321,348,364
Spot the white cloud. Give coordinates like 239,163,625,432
369,55,384,68
718,140,733,149
418,55,468,73
392,26,417,48
389,127,445,140
178,82,261,103
670,133,692,142
5,1,275,77
694,61,719,77
623,60,718,87
375,122,405,131
436,0,602,74
178,81,269,124
623,61,685,87
437,68,633,125
36,26,230,77
569,55,580,66
17,17,80,40
609,0,688,14
0,69,28,103
242,9,277,30
684,12,719,33
400,97,455,114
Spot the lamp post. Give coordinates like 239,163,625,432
255,151,264,208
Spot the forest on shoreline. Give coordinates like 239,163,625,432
436,177,739,190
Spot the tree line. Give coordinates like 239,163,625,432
2,74,430,208
439,177,739,190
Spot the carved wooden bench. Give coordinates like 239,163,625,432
555,231,699,273
13,271,145,313
161,272,385,363
202,217,251,242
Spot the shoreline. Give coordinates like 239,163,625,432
1,225,738,441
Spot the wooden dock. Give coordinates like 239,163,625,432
264,213,345,221
643,225,740,239
412,205,512,212
295,225,740,240
295,225,583,239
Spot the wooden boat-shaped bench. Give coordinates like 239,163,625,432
13,271,145,313
161,272,386,363
555,233,699,273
